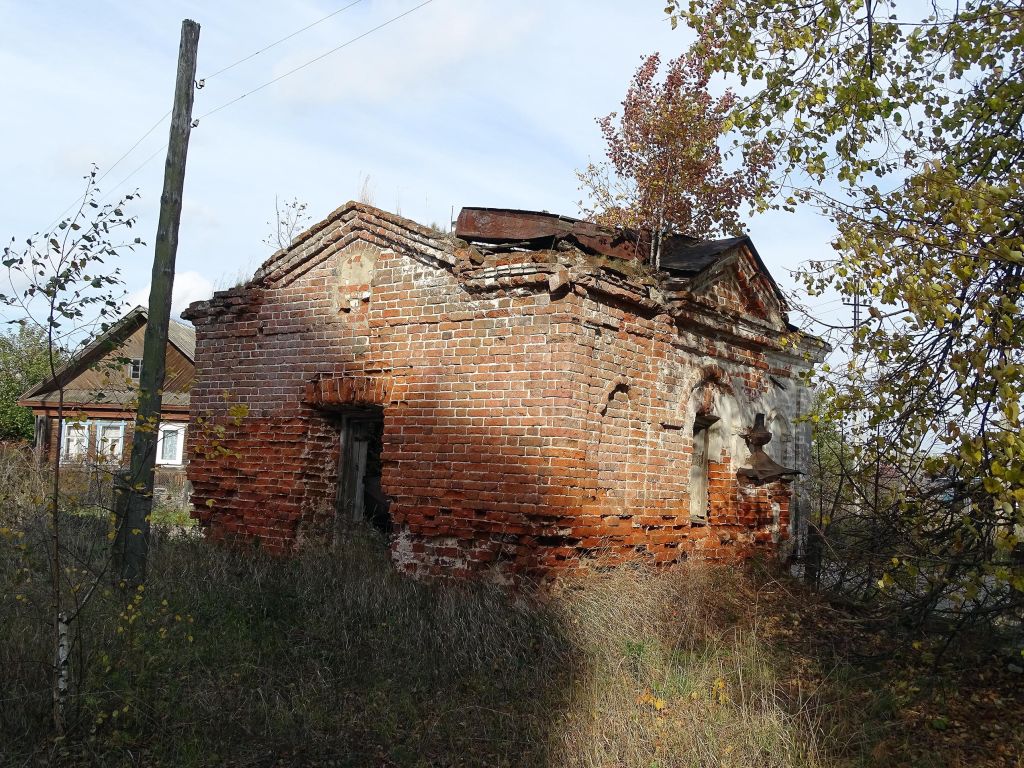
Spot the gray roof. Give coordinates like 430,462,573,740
21,390,190,408
19,307,195,403
168,318,196,359
659,236,750,274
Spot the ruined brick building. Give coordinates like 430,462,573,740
183,203,825,579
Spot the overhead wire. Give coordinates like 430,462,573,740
43,0,372,228
193,0,435,123
99,144,168,204
99,0,435,204
43,111,170,231
199,0,366,82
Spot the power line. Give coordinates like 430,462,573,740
42,0,371,231
97,111,171,186
99,144,168,204
195,0,435,123
80,0,368,201
43,111,171,232
199,0,366,82
95,0,436,210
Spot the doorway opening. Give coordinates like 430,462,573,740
335,408,389,536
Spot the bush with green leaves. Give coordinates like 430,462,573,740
0,324,60,440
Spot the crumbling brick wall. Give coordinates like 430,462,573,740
184,203,821,579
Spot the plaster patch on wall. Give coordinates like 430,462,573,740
333,243,379,314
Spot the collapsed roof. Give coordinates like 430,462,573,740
454,207,787,305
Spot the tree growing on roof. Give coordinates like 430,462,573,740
263,195,312,251
577,48,774,262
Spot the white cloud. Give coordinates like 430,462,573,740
270,0,540,107
127,271,214,319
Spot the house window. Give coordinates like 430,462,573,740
129,358,142,380
95,421,125,463
156,423,186,465
61,421,89,463
689,415,719,522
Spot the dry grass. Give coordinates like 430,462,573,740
2,508,1022,767
1,516,824,768
549,563,827,768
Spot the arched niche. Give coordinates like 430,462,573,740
685,367,739,522
767,410,793,467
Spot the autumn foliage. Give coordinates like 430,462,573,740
578,49,773,246
666,0,1024,631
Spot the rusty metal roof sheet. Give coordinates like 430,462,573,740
457,207,672,262
454,207,744,270
454,207,788,307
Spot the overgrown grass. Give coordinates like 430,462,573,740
1,514,1021,767
71,503,196,528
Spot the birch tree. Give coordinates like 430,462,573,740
1,167,140,732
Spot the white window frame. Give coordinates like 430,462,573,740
156,423,186,466
94,420,126,464
129,358,142,380
60,419,90,464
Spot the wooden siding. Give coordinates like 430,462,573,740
62,324,193,395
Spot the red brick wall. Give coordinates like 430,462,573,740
184,204,813,579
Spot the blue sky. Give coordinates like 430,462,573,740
0,0,843,326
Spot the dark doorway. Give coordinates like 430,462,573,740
336,409,389,536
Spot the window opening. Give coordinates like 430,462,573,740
96,421,125,463
61,420,89,463
689,414,719,522
129,358,142,380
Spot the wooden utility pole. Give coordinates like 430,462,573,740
114,19,200,583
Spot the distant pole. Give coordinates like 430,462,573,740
114,19,200,583
842,277,865,445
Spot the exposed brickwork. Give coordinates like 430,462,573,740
183,202,823,579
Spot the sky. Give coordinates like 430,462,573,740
0,0,845,329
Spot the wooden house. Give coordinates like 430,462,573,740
19,307,195,499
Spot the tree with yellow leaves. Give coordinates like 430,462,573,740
664,0,1023,636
